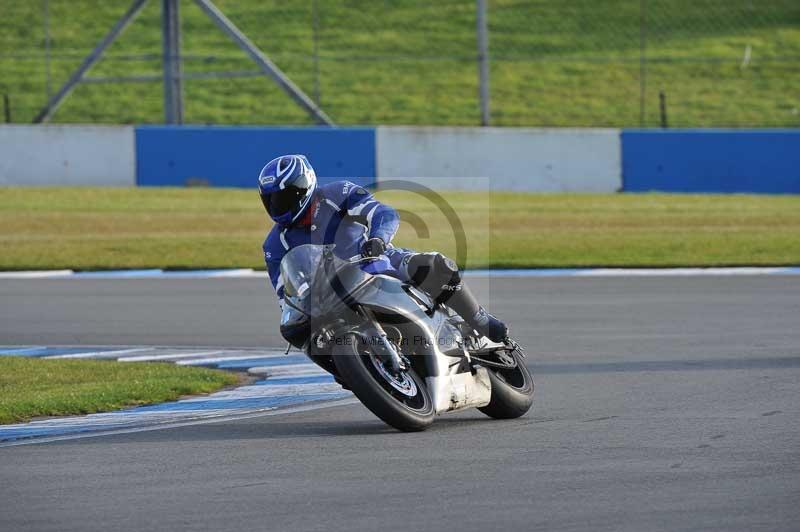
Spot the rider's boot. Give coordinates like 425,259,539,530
444,284,509,343
469,305,509,343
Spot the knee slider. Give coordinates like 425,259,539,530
408,253,462,299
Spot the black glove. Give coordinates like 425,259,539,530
361,237,386,258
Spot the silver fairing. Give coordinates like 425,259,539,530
351,275,492,413
281,303,308,328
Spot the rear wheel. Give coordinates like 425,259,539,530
333,334,434,432
476,345,534,419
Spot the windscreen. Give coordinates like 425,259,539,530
280,244,324,306
279,244,393,315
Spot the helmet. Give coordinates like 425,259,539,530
257,154,318,225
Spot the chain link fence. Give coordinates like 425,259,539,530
1,0,798,126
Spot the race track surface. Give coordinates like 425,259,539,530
1,276,799,531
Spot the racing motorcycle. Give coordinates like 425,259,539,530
280,244,534,432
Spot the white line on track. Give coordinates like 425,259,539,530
0,346,46,354
247,363,329,377
0,398,358,448
205,269,259,277
47,348,153,359
173,353,288,365
0,270,73,279
572,267,796,277
116,350,226,362
463,267,800,278
2,266,800,280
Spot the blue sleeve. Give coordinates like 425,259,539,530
342,183,400,244
267,256,283,299
263,232,285,303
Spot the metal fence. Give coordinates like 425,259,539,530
1,0,798,127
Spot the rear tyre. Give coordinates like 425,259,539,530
333,334,434,432
478,347,534,419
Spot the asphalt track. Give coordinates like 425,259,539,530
1,276,799,531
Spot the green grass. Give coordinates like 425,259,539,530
0,356,238,424
0,0,797,126
1,187,799,270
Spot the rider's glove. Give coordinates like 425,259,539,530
361,237,386,258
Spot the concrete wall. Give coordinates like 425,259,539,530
2,125,799,194
135,126,376,187
622,129,800,194
0,125,135,186
376,126,622,192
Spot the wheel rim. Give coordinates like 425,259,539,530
484,348,529,390
359,347,428,412
369,354,418,397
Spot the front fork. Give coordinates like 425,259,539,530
348,306,407,374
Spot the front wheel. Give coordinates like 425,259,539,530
333,334,434,432
477,344,534,419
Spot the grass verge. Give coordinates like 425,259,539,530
0,356,238,425
1,187,799,270
1,1,798,126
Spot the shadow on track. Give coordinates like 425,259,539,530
534,355,800,374
59,409,512,445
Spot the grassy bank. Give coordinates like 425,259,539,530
1,1,797,126
1,187,798,270
0,356,237,424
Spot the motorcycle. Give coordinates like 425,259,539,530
279,244,534,431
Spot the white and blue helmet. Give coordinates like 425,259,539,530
258,154,317,225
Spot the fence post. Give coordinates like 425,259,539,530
162,0,184,124
44,0,52,100
638,0,647,127
3,94,10,123
312,0,321,105
476,0,490,126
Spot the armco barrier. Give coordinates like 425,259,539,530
135,126,376,187
0,125,135,186
376,126,622,192
622,130,800,194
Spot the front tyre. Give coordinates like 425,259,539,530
333,334,434,432
478,345,534,419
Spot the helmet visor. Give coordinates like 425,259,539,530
262,185,309,219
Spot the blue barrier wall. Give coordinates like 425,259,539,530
135,126,376,187
622,130,800,193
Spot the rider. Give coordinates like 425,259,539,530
259,154,508,349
